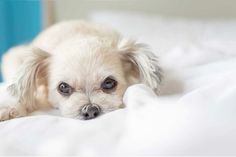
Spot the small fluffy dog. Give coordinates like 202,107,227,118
0,21,162,121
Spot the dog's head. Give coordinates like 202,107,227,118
9,36,162,120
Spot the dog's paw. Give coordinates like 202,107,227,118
0,107,20,121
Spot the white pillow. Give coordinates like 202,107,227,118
89,11,236,56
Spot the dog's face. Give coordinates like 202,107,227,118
10,36,162,120
48,38,129,119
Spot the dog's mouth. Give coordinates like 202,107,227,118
74,103,124,120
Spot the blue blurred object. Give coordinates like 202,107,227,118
0,0,42,81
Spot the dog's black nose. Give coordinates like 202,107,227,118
81,104,100,120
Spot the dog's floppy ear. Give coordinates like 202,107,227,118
118,38,162,94
8,47,50,111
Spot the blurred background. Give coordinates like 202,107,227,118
1,0,236,81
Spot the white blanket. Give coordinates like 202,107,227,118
1,12,236,155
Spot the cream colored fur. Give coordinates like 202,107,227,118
0,20,162,121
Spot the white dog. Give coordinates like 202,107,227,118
0,21,162,121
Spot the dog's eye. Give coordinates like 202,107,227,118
58,82,73,96
101,77,117,92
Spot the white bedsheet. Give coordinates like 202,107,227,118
1,12,236,155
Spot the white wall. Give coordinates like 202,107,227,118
50,0,236,22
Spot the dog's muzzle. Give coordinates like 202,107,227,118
81,104,101,120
